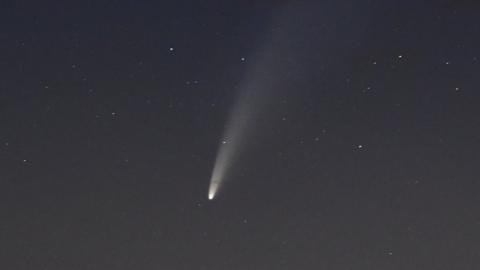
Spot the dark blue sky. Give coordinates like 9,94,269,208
1,1,480,269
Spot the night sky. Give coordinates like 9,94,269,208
2,1,480,269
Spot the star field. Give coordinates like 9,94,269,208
1,1,480,269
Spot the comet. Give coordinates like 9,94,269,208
207,10,291,201
207,92,254,200
207,58,277,200
207,4,325,200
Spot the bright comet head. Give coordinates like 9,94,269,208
208,180,219,200
208,144,229,201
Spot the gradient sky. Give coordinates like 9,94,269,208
2,1,480,269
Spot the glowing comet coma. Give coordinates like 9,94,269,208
207,62,279,200
207,85,270,200
207,7,317,200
